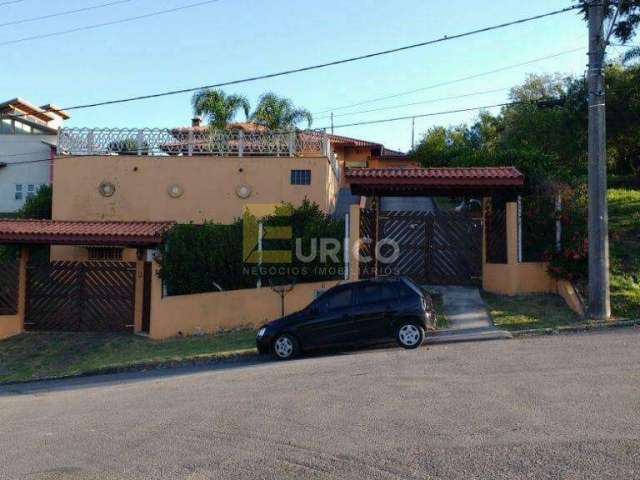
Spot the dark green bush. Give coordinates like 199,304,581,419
157,200,345,295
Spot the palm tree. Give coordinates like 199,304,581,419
250,92,313,130
622,46,640,65
191,89,251,130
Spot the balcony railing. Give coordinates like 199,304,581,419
57,127,331,158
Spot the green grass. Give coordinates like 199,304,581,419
482,292,581,331
427,292,448,329
0,329,257,383
607,188,640,319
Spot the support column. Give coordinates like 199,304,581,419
506,202,519,266
348,204,361,281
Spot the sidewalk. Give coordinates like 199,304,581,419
425,285,512,344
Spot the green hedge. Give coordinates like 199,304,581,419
157,200,345,296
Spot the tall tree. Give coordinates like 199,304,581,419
191,89,250,129
250,92,312,130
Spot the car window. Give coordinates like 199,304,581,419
354,284,380,305
400,277,424,298
316,287,352,311
355,283,399,305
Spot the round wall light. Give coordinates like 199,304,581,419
98,181,116,197
167,184,184,198
236,184,252,199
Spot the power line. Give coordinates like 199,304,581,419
0,158,51,167
0,0,137,28
0,150,54,158
0,0,221,47
317,101,522,130
315,87,512,120
0,0,26,6
313,47,586,115
11,4,582,118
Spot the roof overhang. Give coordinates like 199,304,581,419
0,98,55,123
346,166,524,197
0,220,175,246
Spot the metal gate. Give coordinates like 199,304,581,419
377,211,482,285
25,261,136,332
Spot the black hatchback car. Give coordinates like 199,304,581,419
256,276,436,360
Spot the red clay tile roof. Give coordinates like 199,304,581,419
327,133,382,148
0,220,174,246
346,166,524,186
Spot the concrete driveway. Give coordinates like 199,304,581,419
1,330,639,479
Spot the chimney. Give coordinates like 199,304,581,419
192,116,202,128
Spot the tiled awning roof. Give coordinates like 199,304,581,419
0,220,175,246
327,133,382,148
346,166,524,196
346,166,523,185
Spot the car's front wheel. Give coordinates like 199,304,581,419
396,323,424,349
272,334,300,360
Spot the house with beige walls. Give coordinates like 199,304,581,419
0,122,574,341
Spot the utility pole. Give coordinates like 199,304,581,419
587,0,611,319
330,112,334,134
411,117,415,150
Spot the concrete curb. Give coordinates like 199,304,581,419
510,318,640,337
0,349,262,387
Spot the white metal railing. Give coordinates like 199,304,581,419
57,127,329,157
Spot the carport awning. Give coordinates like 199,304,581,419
346,166,524,196
0,219,175,246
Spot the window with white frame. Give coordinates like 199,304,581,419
14,184,23,201
26,184,36,199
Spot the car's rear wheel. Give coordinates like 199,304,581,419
396,323,424,349
272,334,299,360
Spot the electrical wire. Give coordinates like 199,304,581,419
9,4,583,118
0,0,221,47
0,0,26,6
317,101,527,131
314,87,512,121
0,150,53,158
312,47,586,115
0,0,137,28
0,158,51,167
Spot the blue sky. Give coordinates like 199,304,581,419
2,0,594,151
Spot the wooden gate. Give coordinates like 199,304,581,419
377,211,482,285
25,261,136,332
0,261,19,315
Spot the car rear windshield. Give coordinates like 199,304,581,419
400,277,425,298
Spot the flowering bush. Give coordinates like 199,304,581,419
549,186,588,281
546,234,588,281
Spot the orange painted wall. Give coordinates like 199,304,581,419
0,248,28,340
367,158,417,169
52,154,338,224
148,260,341,339
482,201,557,295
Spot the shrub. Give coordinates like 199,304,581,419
18,184,52,219
157,200,345,295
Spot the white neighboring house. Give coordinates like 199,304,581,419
0,98,70,214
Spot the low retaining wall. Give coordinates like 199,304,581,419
149,263,340,339
483,262,556,295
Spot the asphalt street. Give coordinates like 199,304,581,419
1,329,639,479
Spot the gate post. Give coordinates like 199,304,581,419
15,247,28,336
348,205,360,281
